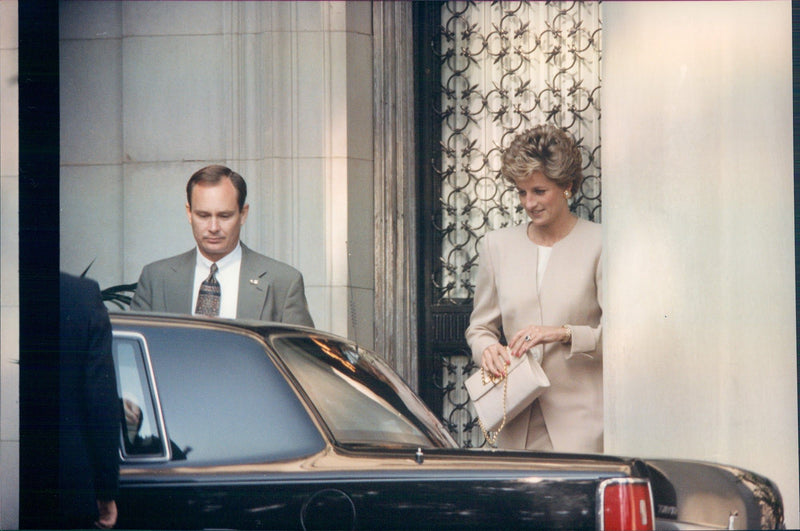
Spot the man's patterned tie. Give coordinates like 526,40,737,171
195,263,220,316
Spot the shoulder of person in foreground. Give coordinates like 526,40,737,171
60,271,101,297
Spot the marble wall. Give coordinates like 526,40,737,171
602,2,798,527
59,1,374,343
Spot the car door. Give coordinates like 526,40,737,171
111,321,328,529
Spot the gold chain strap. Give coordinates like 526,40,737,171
476,367,508,447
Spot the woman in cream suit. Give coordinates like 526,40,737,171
466,124,602,453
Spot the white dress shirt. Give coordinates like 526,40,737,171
191,243,242,319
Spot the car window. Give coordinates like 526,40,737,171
271,336,456,449
141,325,326,465
113,333,167,460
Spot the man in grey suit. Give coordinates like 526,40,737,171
131,165,314,327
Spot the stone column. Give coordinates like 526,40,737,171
372,1,418,389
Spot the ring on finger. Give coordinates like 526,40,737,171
524,335,531,342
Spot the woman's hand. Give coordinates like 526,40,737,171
509,326,569,358
481,342,511,378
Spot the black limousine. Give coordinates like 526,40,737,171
110,313,784,530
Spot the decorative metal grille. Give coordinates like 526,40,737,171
433,1,603,447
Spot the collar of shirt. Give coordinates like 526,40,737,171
191,243,243,319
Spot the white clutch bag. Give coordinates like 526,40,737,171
465,349,550,446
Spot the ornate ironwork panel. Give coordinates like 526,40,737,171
416,1,602,448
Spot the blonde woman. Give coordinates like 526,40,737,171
466,124,602,453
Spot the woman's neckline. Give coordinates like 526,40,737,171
526,215,579,247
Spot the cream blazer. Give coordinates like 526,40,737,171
466,218,603,453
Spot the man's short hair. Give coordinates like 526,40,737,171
186,165,247,211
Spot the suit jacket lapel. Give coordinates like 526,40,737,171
167,249,196,313
237,244,270,319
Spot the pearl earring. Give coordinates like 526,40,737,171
564,189,572,199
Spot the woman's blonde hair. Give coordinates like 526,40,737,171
501,124,583,193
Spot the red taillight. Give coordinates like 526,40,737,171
598,478,655,531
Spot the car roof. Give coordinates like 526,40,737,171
111,310,329,338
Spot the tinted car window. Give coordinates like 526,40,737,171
141,325,325,465
271,335,456,449
113,334,167,459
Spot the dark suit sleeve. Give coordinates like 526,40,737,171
130,265,153,311
83,280,120,500
281,273,315,328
